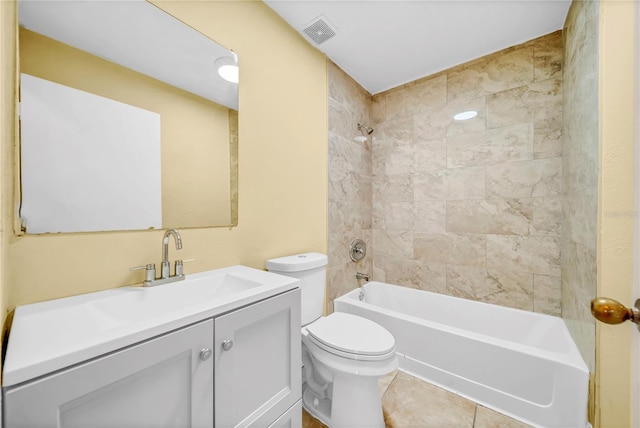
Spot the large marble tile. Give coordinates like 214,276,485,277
414,166,485,201
371,115,414,150
447,123,534,168
446,199,533,235
382,371,476,428
533,31,563,83
328,199,372,233
446,265,534,311
563,186,597,249
486,158,562,199
532,197,561,236
328,61,370,123
474,405,533,428
533,274,561,316
373,173,413,203
414,96,486,140
447,46,534,103
483,268,535,310
374,228,414,260
382,75,447,121
413,138,448,170
487,234,561,277
486,77,562,129
375,258,447,294
414,232,486,267
533,114,562,159
379,200,447,233
328,170,372,204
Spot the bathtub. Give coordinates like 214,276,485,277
334,282,589,428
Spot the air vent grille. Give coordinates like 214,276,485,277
303,18,336,45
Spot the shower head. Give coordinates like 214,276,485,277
357,123,374,135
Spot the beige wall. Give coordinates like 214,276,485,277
20,28,232,228
595,1,635,426
326,61,372,312
1,0,328,324
370,32,563,315
0,0,17,354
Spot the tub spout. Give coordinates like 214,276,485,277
356,272,369,281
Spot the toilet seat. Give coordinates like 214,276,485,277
305,312,396,361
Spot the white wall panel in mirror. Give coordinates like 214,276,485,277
20,74,162,234
17,0,239,234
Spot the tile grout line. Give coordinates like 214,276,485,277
472,403,478,428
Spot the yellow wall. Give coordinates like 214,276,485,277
20,28,232,229
0,0,17,358
1,0,327,322
596,0,635,426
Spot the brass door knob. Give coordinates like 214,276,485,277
590,297,640,327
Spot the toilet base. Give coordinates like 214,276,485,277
302,373,385,428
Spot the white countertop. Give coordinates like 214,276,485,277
3,266,299,387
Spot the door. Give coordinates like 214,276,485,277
215,289,301,428
634,1,640,424
4,319,214,428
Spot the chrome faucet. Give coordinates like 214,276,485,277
161,228,182,279
355,272,369,282
130,229,185,287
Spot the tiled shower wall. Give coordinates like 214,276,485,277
369,32,564,315
561,0,598,371
327,33,567,317
326,62,372,313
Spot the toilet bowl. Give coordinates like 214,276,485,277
266,253,397,427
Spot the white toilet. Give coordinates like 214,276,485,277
267,253,397,428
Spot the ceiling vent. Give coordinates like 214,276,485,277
303,16,337,45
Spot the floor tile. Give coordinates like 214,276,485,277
473,405,533,428
301,370,534,428
382,371,476,428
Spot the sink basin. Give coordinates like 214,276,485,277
86,272,263,326
3,265,299,386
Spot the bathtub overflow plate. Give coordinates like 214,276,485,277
349,239,367,262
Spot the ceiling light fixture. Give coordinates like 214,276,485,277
453,110,478,121
216,53,239,84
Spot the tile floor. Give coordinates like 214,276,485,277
302,370,532,428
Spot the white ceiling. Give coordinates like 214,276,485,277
19,0,239,109
264,0,572,95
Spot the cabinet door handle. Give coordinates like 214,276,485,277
199,348,212,361
221,339,233,351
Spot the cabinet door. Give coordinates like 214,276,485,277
215,289,301,428
267,400,302,428
4,319,214,428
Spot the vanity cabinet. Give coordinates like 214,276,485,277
3,289,301,428
4,319,215,427
215,288,301,427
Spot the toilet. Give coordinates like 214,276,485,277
266,253,397,428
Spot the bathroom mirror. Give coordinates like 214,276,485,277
17,0,239,234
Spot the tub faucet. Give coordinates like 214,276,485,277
161,228,182,279
355,272,369,282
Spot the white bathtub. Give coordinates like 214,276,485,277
334,282,589,428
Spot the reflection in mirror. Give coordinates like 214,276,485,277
17,0,239,234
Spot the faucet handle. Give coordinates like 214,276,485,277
130,263,156,283
174,259,195,277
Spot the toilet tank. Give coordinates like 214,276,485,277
266,253,328,326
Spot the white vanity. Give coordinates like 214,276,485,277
2,266,302,427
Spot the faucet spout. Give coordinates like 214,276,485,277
161,229,182,278
355,272,369,282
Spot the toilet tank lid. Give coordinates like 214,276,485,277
266,253,328,272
